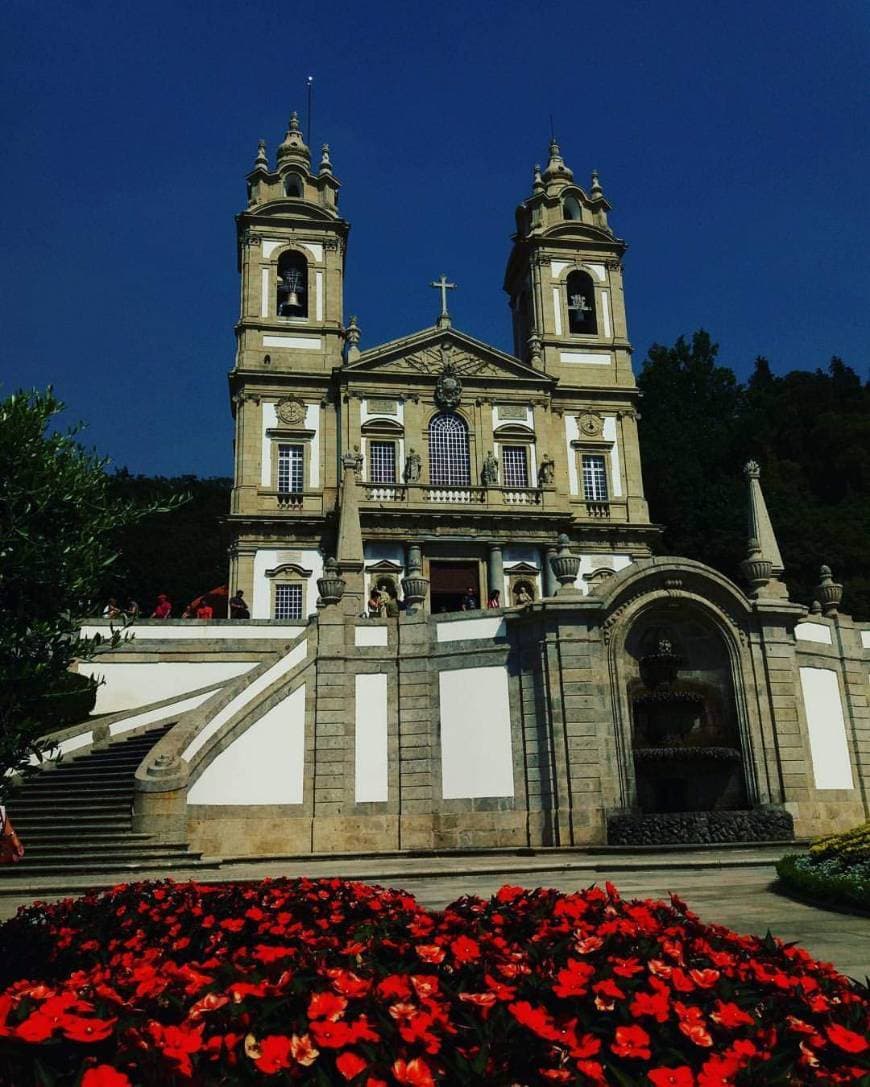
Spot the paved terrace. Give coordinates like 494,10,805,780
1,848,867,981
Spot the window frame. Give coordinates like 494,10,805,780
501,444,530,488
273,581,304,621
428,412,471,487
276,443,305,495
581,453,609,502
368,439,398,485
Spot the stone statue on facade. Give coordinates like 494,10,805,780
403,448,422,483
481,450,499,486
537,453,555,486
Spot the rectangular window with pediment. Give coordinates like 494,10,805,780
277,444,304,494
274,583,303,620
369,441,397,484
502,445,529,488
582,454,609,501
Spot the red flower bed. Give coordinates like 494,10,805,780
0,878,866,1085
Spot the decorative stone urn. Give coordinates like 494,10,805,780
401,574,429,609
550,533,581,595
814,564,843,618
740,537,772,597
317,557,346,606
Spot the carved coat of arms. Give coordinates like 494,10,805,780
434,365,462,412
276,397,307,425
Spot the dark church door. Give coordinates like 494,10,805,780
429,561,480,613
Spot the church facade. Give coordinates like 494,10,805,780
61,115,869,862
227,114,655,620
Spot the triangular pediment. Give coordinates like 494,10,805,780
344,326,553,385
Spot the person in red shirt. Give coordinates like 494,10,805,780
151,593,172,619
196,600,214,620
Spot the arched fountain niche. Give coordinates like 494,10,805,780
625,605,747,815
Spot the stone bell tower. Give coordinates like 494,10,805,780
234,112,349,375
503,139,634,391
227,113,350,615
504,139,651,532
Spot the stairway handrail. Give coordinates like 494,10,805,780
134,621,318,794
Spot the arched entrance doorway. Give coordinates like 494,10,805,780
624,606,747,814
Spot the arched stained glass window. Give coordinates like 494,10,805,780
428,413,470,487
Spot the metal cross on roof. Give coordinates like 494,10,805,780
430,274,457,320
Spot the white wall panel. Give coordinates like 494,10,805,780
261,402,277,486
436,617,507,643
77,662,255,715
355,674,389,802
602,416,623,497
187,684,306,805
799,667,854,790
355,626,389,647
795,622,833,645
440,666,514,798
564,415,579,495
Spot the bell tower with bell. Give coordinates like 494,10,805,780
227,113,350,610
234,111,349,375
504,139,634,389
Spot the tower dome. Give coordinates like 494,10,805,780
276,111,311,170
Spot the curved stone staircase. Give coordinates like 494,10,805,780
1,725,210,877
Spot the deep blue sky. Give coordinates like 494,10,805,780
2,1,867,476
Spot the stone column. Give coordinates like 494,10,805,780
487,543,504,600
543,545,558,597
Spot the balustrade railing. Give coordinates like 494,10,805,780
359,482,546,507
585,500,611,518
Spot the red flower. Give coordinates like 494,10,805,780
552,958,595,998
826,1023,868,1055
310,1019,354,1048
689,969,720,989
336,1050,368,1080
377,975,412,1000
612,1024,652,1060
81,1067,133,1087
308,991,348,1021
15,1013,55,1043
508,1000,554,1039
648,1068,695,1087
252,1034,293,1074
416,944,446,964
630,987,670,1023
710,1001,754,1029
451,935,481,963
58,1013,116,1043
392,1057,436,1087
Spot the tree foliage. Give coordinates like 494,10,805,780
97,473,232,617
0,389,179,793
638,333,870,618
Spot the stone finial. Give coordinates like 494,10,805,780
814,564,843,618
590,169,604,198
809,599,823,616
277,110,310,166
344,315,361,363
743,459,785,582
319,143,332,174
254,138,268,170
532,163,544,194
543,137,574,183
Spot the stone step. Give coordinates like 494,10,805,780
13,816,132,831
21,842,194,859
0,856,212,877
